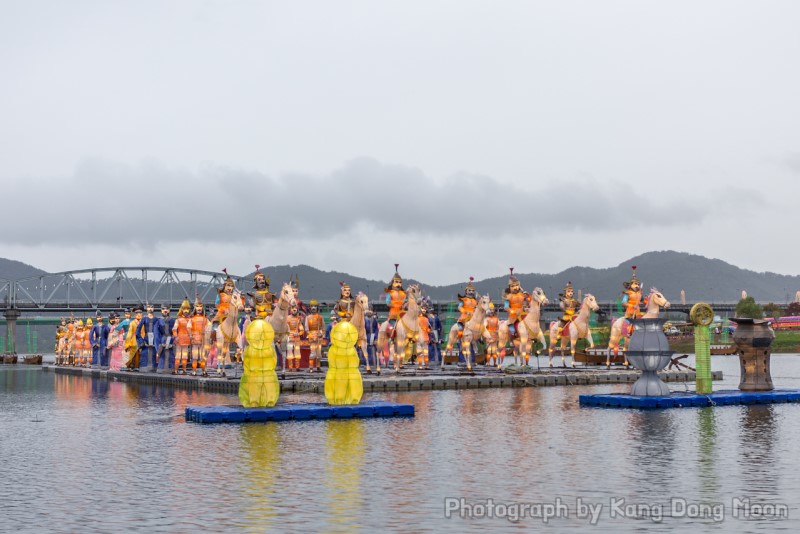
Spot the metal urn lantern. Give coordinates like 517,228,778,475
731,318,774,392
626,318,674,396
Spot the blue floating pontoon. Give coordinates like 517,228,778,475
579,389,800,409
185,400,415,424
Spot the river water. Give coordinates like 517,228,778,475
2,356,800,533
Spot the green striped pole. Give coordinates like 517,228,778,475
691,303,714,394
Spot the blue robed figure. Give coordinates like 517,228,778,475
89,314,110,369
155,305,176,374
136,305,158,373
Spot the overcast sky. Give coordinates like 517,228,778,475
1,1,798,284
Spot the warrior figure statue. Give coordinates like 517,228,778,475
248,265,275,319
173,298,192,374
187,295,210,376
556,281,579,342
427,303,443,367
503,267,530,339
124,308,142,370
453,277,478,357
305,299,325,373
136,305,158,372
286,305,305,371
621,266,645,336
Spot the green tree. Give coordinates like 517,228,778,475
787,302,800,316
763,302,783,319
735,296,764,319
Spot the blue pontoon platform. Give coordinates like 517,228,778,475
185,400,415,423
579,389,800,409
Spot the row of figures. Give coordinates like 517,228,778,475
54,263,670,376
443,265,670,370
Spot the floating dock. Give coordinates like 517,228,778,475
185,400,414,424
579,389,800,409
43,365,723,394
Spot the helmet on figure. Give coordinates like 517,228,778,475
386,263,404,292
309,298,319,314
253,265,270,290
623,266,641,292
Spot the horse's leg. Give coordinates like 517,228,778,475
519,327,529,366
548,326,557,367
216,331,226,376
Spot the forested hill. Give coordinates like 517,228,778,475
1,251,798,304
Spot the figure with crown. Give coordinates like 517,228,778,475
187,295,210,375
172,298,192,374
621,266,645,336
210,268,244,376
556,281,579,343
285,303,305,371
502,268,530,361
382,264,407,364
248,265,275,319
305,298,325,373
449,277,478,361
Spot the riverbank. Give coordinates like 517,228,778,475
668,330,800,353
42,364,723,394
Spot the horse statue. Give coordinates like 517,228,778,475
444,293,491,372
352,292,379,374
606,287,671,368
269,282,297,373
498,287,549,366
548,293,600,368
377,284,422,372
211,289,245,377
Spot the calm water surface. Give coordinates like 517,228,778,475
3,356,800,533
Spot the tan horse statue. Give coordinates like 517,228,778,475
352,292,379,374
269,282,297,373
445,293,491,372
606,288,670,368
211,289,244,377
377,284,422,372
499,287,549,367
548,294,600,368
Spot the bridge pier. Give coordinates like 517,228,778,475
4,309,21,354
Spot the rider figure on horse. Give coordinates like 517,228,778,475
249,265,274,319
212,268,236,324
334,281,355,321
384,264,406,334
456,277,478,337
621,266,646,336
557,281,579,341
503,267,529,338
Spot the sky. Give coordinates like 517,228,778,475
1,0,799,284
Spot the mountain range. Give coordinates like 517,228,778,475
2,251,798,304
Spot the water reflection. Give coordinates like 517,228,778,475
324,419,365,531
238,423,281,529
738,405,778,496
696,408,718,496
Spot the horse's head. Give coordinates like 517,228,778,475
230,289,245,311
584,293,600,312
649,287,670,309
279,282,296,308
478,294,491,312
531,287,549,306
407,284,421,302
356,291,369,310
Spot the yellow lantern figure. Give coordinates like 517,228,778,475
238,318,280,407
324,320,363,405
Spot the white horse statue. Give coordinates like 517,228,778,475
211,289,244,377
498,287,549,366
377,284,422,372
606,288,671,368
548,294,600,368
444,293,491,372
269,282,297,373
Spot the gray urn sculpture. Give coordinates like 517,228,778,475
626,318,674,396
731,318,774,392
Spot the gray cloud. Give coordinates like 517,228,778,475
3,157,716,247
